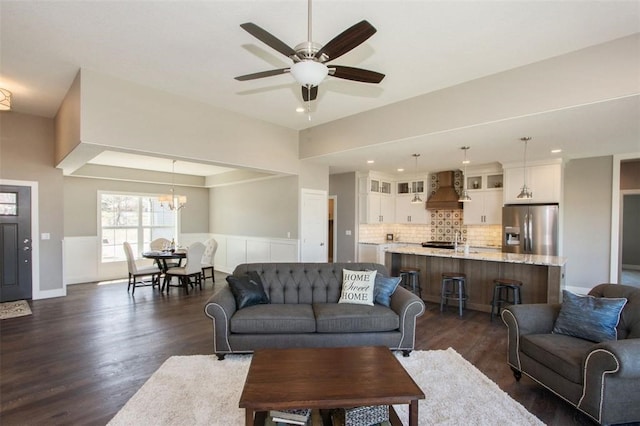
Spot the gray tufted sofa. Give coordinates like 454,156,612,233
502,283,640,425
204,262,425,360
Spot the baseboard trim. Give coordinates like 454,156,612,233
33,287,67,300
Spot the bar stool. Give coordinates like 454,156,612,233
491,278,523,320
399,267,422,297
440,272,467,316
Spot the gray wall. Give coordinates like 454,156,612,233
210,175,298,239
329,172,358,262
64,176,210,236
622,194,640,266
563,156,613,290
0,112,64,293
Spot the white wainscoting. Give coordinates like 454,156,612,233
63,233,299,284
211,234,299,273
64,236,99,285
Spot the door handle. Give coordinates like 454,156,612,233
23,246,31,251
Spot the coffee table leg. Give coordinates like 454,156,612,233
245,409,266,426
409,399,419,426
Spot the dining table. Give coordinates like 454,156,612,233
141,250,186,273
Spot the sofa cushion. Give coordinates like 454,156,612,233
553,290,627,342
227,271,269,310
230,304,316,334
338,269,377,306
521,333,595,384
313,303,399,333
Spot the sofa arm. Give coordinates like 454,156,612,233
578,339,640,423
204,287,238,354
501,303,561,371
502,303,561,335
389,286,425,350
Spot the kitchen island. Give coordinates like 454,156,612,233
385,246,567,312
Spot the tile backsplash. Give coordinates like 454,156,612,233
359,209,502,248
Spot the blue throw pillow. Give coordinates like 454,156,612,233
373,275,401,307
552,290,627,342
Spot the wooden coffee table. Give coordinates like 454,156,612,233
239,346,425,426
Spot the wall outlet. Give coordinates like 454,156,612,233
41,233,50,240
287,231,291,238
345,230,352,236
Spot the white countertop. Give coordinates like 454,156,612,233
386,246,567,267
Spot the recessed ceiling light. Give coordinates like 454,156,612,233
397,168,404,172
295,107,305,113
551,149,562,153
367,160,375,164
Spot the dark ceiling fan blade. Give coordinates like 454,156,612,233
240,23,297,58
315,20,377,62
330,66,385,83
301,85,318,102
235,68,289,81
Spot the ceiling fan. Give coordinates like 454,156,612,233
234,0,385,103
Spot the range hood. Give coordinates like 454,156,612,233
426,171,463,210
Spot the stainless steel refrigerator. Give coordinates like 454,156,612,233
502,204,559,256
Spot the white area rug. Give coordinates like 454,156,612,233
108,348,543,426
0,300,32,320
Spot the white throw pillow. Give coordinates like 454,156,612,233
338,269,377,306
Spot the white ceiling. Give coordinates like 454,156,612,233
1,1,639,177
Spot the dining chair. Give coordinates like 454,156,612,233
162,242,206,295
149,237,180,269
201,238,218,284
123,242,162,294
149,238,170,251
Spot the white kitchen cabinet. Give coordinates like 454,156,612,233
359,192,395,223
395,194,427,224
463,190,503,225
503,161,562,204
396,179,426,195
358,173,396,224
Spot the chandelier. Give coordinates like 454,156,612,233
159,160,187,210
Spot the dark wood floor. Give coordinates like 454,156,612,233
1,273,597,426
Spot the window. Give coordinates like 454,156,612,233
100,193,176,262
0,192,17,215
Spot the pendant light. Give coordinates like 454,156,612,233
458,146,472,202
159,160,187,210
516,137,533,200
410,154,423,204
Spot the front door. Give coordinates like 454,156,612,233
0,185,33,301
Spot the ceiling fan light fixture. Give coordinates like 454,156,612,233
290,60,328,87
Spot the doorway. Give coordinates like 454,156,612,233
621,191,640,287
0,184,33,301
328,196,336,263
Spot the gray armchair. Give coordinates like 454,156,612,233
502,284,640,425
